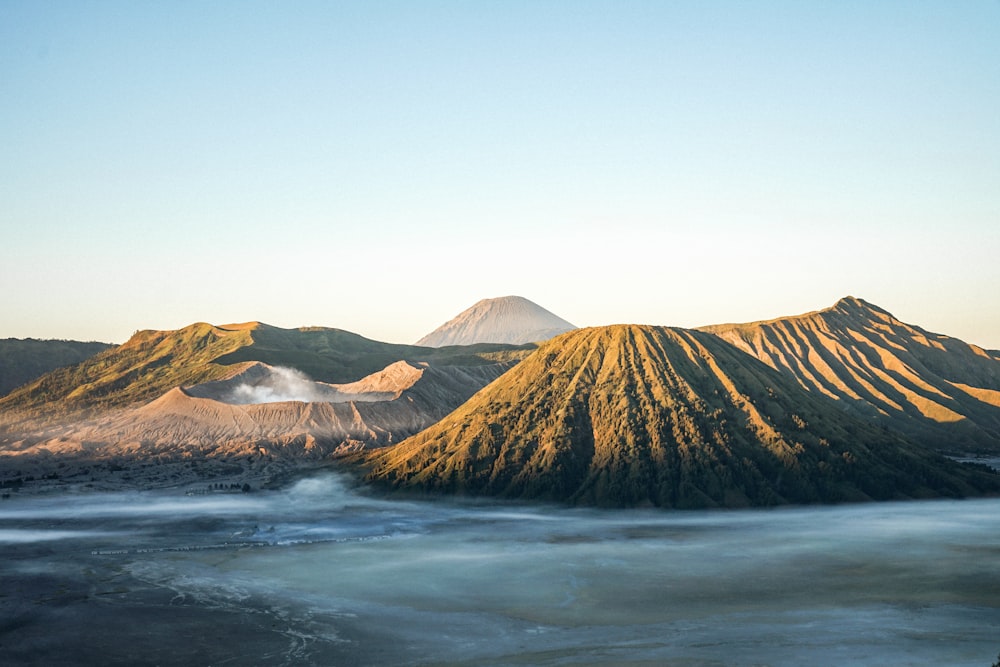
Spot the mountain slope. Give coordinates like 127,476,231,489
0,339,113,397
416,296,576,347
362,325,999,508
0,322,532,430
700,297,1000,453
5,361,508,462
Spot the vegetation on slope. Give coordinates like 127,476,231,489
0,338,113,397
0,322,533,429
362,325,999,508
0,324,255,426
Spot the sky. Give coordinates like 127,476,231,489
1,1,998,349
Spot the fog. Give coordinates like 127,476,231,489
2,473,999,665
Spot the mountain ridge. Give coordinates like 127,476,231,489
4,297,999,502
0,338,113,397
0,321,533,431
699,296,1000,453
362,323,1000,508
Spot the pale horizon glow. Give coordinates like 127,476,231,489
2,2,998,348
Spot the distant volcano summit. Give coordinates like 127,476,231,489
416,296,577,347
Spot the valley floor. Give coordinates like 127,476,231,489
0,453,315,498
1,472,999,666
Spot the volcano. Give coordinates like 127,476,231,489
364,324,999,507
416,296,576,347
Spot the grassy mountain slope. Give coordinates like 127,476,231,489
700,297,1000,453
0,339,113,397
0,323,253,425
362,325,999,508
0,322,532,429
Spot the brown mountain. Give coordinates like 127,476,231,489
361,325,999,508
0,321,530,431
6,361,507,469
700,297,1000,454
0,322,527,489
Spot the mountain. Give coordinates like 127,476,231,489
0,321,532,430
415,296,577,347
0,322,529,490
362,325,999,508
700,297,1000,454
2,361,509,486
0,338,113,397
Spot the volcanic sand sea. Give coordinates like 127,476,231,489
1,472,999,666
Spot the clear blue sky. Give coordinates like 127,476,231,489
2,1,998,348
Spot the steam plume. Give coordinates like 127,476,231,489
224,366,330,404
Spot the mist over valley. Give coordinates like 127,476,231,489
2,296,1000,664
3,472,1000,666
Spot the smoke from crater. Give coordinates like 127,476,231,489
224,366,332,404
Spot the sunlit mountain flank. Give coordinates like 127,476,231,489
700,297,1000,453
363,316,1000,507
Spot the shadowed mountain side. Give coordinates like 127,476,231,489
700,297,1000,453
0,321,534,431
2,361,511,468
416,296,577,347
0,323,260,428
361,325,999,508
0,338,114,397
